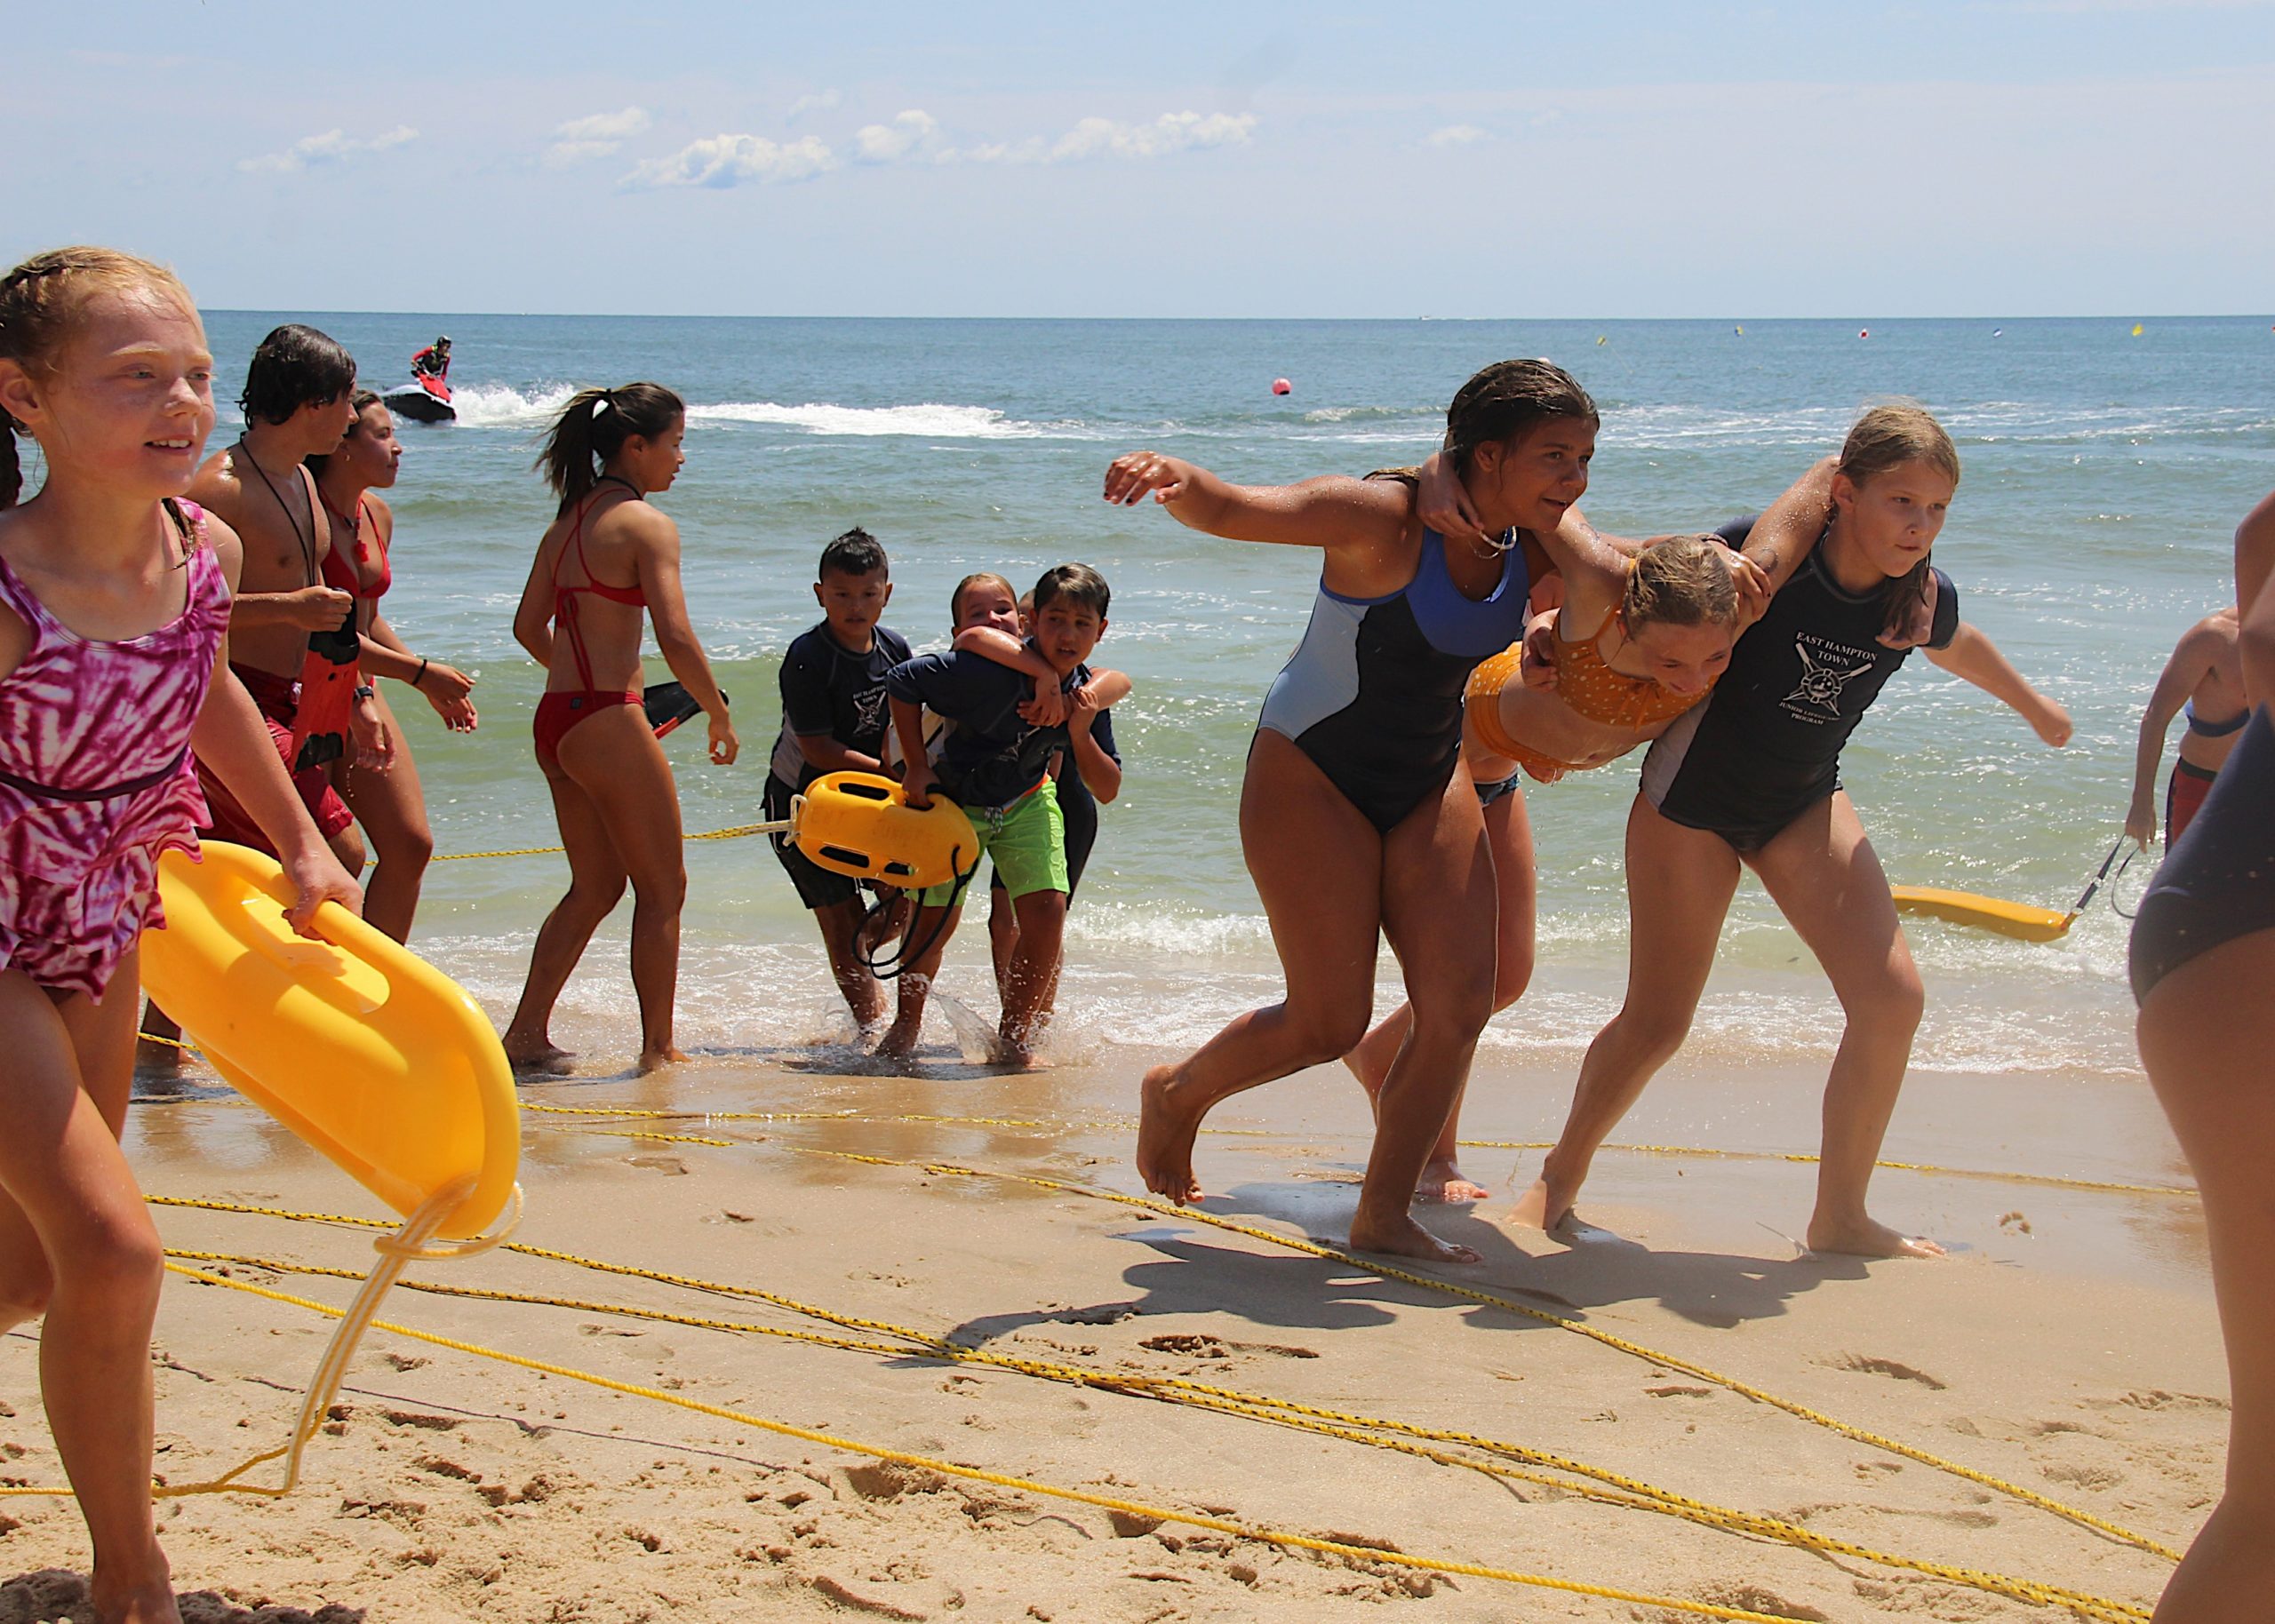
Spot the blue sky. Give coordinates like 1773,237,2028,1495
10,1,2272,317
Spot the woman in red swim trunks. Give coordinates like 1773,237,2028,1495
308,389,480,942
503,384,738,1073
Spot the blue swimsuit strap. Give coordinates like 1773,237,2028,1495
2186,700,2249,738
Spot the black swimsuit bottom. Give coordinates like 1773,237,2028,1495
2130,705,2275,1002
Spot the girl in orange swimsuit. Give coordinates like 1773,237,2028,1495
1345,528,1774,1201
503,384,738,1075
309,388,480,943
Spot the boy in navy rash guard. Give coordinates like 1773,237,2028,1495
762,528,913,1031
877,564,1121,1066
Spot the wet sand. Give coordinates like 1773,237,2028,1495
1,1039,2217,1622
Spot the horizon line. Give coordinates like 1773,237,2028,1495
196,309,2275,324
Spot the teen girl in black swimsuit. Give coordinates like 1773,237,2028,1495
1514,404,2071,1259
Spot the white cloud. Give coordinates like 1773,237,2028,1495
853,109,943,163
786,88,843,122
624,132,835,189
1045,110,1257,163
1427,123,1487,147
238,125,417,175
547,106,651,165
847,108,1261,168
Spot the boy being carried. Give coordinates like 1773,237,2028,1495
882,564,1119,1065
764,528,913,1030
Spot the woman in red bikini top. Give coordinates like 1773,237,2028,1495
307,387,480,943
503,382,738,1077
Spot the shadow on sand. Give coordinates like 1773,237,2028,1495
0,1570,366,1624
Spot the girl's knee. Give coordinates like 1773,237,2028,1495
382,821,435,869
1288,1005,1372,1067
633,864,688,912
565,875,628,920
1608,1004,1695,1069
1842,967,1925,1033
1491,948,1536,1014
1412,953,1497,1033
68,1213,165,1305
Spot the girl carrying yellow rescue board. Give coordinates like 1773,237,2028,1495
0,247,362,1624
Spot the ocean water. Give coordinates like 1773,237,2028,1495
183,313,2275,1079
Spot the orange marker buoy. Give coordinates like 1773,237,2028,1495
1271,378,1292,395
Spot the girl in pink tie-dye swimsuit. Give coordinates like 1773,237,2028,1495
0,247,362,1624
0,498,227,997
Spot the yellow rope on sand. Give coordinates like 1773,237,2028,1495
427,822,770,864
141,1240,2154,1621
132,1188,2179,1573
133,1263,2130,1624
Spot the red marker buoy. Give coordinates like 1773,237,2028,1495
1858,328,1870,339
1271,378,1292,395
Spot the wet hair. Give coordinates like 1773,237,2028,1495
0,245,197,510
1033,562,1110,620
536,382,685,505
1624,535,1739,630
304,387,385,478
1837,401,1960,628
949,571,1016,627
819,526,888,579
1443,359,1599,475
1838,401,1960,490
239,323,357,426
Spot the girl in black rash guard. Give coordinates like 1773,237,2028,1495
1513,403,2072,1260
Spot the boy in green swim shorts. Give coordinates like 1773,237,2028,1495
879,565,1117,1064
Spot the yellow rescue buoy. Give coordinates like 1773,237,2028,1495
1889,840,2131,944
787,771,978,889
1890,885,2074,943
140,842,519,1238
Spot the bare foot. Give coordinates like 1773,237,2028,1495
504,1036,575,1077
637,1046,690,1075
1507,1171,1581,1232
135,1034,185,1071
1806,1213,1945,1259
1347,1210,1481,1266
1136,1063,1207,1204
91,1563,182,1624
874,1019,922,1062
1415,1157,1490,1205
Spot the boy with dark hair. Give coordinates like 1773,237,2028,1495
880,563,1121,1065
150,325,375,1063
189,322,377,859
764,527,913,1029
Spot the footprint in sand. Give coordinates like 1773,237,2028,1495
1820,1352,1947,1390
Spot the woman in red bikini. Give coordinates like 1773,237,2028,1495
503,384,737,1074
308,389,479,943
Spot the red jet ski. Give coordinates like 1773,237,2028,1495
383,336,457,424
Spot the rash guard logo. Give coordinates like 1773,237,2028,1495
1781,634,1876,723
851,683,890,739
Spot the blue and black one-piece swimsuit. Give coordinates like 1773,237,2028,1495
1257,529,1532,832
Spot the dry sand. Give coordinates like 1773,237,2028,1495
0,1041,2221,1623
